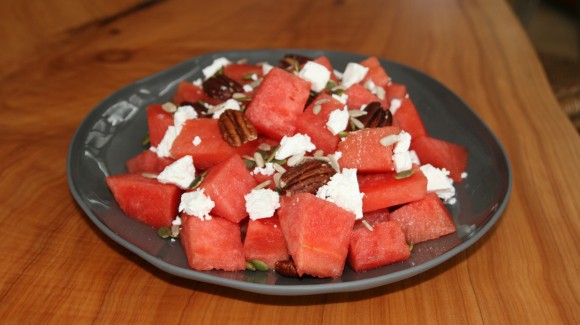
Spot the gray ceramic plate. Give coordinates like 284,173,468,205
67,49,511,295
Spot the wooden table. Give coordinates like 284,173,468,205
1,0,578,323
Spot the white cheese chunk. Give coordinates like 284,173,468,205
192,136,202,146
172,216,182,226
332,92,349,104
192,78,203,87
326,106,350,135
202,57,231,79
179,189,215,220
251,162,275,176
316,168,364,219
340,63,369,89
275,133,316,160
262,63,274,76
174,105,198,133
245,188,280,220
409,150,421,165
157,155,196,189
420,164,457,204
211,98,241,119
156,126,178,158
243,84,253,93
299,61,331,92
391,131,414,173
390,98,402,115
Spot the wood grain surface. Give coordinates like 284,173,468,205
1,0,578,323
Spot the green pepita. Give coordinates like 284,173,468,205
246,261,257,271
395,169,415,179
251,259,269,272
157,227,172,239
141,135,150,149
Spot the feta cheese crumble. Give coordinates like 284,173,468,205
326,106,349,135
341,62,369,89
332,92,348,104
391,131,414,173
172,216,182,226
316,168,364,219
251,162,275,176
202,57,231,79
179,189,215,220
174,105,198,133
298,61,331,92
262,63,274,76
157,155,196,189
243,84,253,93
156,126,178,158
389,98,402,115
192,136,202,146
211,98,241,119
419,164,457,204
274,133,316,160
245,188,280,220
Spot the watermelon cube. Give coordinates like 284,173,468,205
147,104,174,148
392,98,428,139
295,93,343,154
358,168,428,212
243,215,289,269
389,193,457,243
245,67,311,140
105,173,181,228
345,84,380,110
348,220,410,272
170,118,259,170
180,214,246,271
411,136,468,182
172,81,206,105
198,154,257,223
278,193,356,278
359,56,390,88
224,63,263,85
337,126,401,172
387,82,407,101
125,150,175,174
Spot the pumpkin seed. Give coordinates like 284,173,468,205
348,110,368,118
251,259,269,272
254,152,265,168
161,102,177,113
312,104,322,115
258,143,271,151
380,134,399,147
157,227,172,239
265,146,280,163
338,131,350,138
141,172,158,179
350,117,365,130
272,162,286,174
189,171,207,189
141,135,150,148
170,225,180,238
361,220,374,231
246,262,257,271
408,242,414,252
395,169,415,179
254,180,272,190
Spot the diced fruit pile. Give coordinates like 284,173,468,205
105,53,468,278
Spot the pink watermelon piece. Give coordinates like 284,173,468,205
198,154,257,223
411,136,468,182
392,98,428,139
170,118,259,170
224,63,263,85
243,215,289,269
146,104,174,148
345,84,380,110
295,92,343,154
358,168,428,212
180,214,246,271
278,193,356,278
389,193,457,243
354,208,391,229
125,150,175,174
348,220,410,272
387,82,407,101
105,173,181,228
359,56,390,88
172,81,206,105
245,67,311,140
337,126,400,172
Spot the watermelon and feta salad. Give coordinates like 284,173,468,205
105,53,468,278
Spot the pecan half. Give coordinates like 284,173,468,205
358,102,392,128
279,160,336,195
218,110,258,147
275,259,299,277
203,75,244,100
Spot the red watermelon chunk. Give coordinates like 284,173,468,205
392,98,428,139
412,136,468,182
359,168,428,212
180,214,246,271
348,220,410,272
345,84,380,110
198,154,257,223
245,67,311,140
170,118,259,170
337,126,400,172
389,193,457,243
105,173,181,228
224,63,263,85
147,104,174,148
243,215,289,269
359,56,390,88
354,208,390,229
278,193,356,278
387,82,407,101
172,81,206,105
295,93,343,154
125,150,175,174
